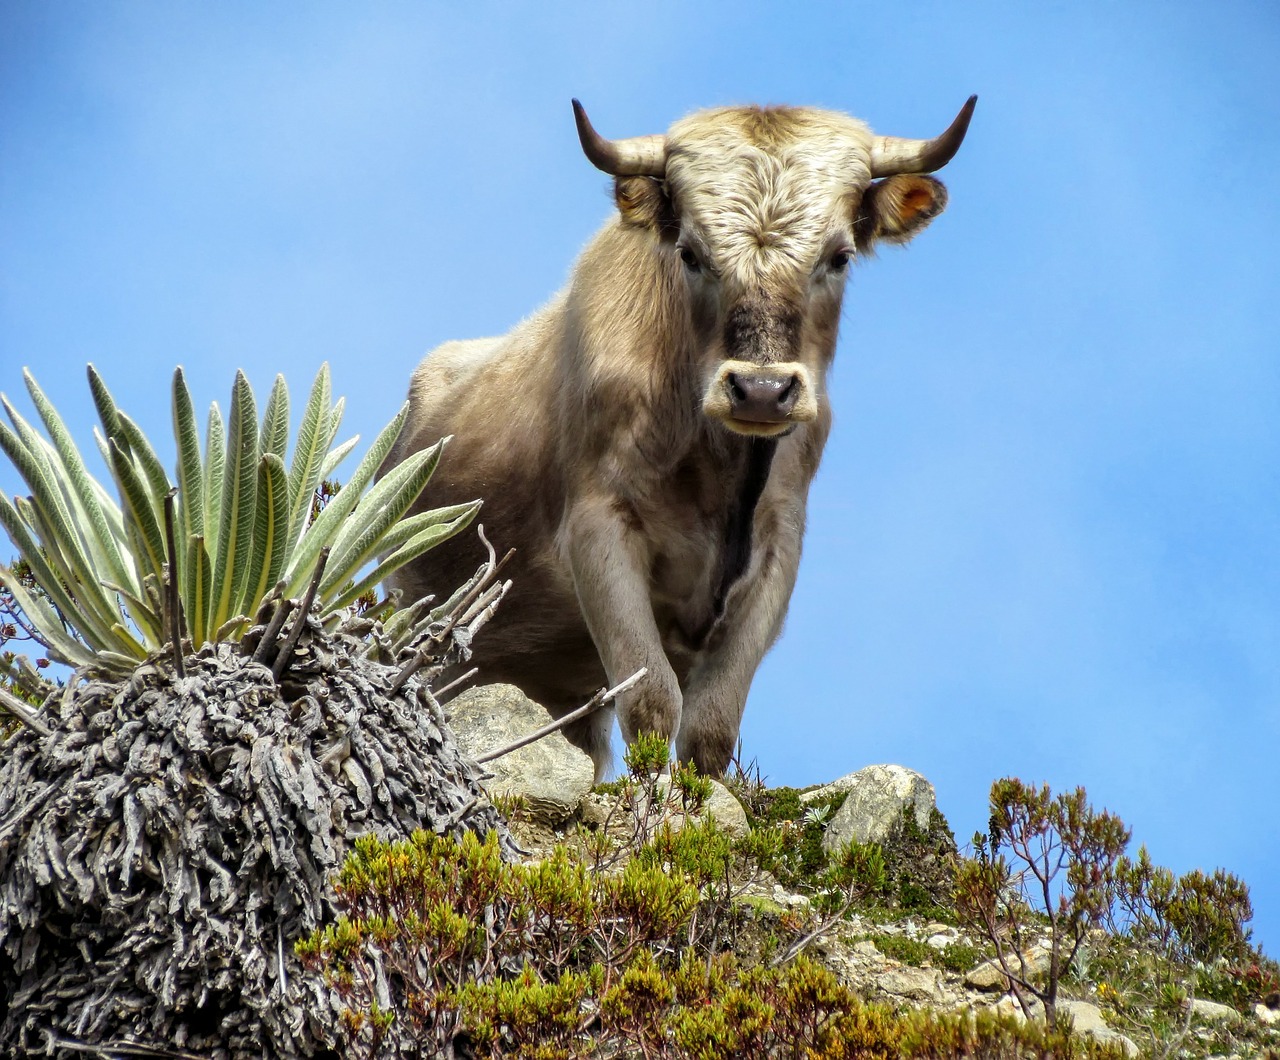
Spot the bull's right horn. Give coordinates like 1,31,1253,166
869,95,977,177
572,99,667,177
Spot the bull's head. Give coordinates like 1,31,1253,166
573,97,976,437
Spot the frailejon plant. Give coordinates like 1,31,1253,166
0,363,509,1057
0,364,477,678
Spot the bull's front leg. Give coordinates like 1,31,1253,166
563,494,682,779
677,533,802,776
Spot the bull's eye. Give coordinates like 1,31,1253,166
678,245,701,272
829,250,851,272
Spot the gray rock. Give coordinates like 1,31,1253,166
651,776,751,838
1058,999,1139,1057
994,993,1042,1023
1255,1002,1278,1025
578,790,616,829
700,778,751,838
1190,998,1241,1024
965,959,1010,992
817,765,936,853
448,684,594,823
875,965,945,1003
964,946,1052,992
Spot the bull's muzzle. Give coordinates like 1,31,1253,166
703,360,818,436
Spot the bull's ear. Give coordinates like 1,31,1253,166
854,174,948,251
615,175,677,235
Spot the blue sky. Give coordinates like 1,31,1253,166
2,4,1277,953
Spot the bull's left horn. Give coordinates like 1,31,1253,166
869,95,977,177
572,99,667,177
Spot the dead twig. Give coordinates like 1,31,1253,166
162,490,186,679
251,584,293,665
389,526,513,695
272,547,329,681
41,1030,207,1058
431,667,479,701
771,898,858,968
0,682,52,738
476,668,646,764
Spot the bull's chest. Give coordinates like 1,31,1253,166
645,438,777,662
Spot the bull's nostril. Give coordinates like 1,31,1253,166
776,376,796,406
727,372,748,404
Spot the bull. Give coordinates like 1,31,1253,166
382,97,976,779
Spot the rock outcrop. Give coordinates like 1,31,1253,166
441,685,1278,1058
447,683,594,823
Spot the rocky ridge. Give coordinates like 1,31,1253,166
448,683,1280,1060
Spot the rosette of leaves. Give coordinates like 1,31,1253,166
0,363,477,677
0,365,512,1058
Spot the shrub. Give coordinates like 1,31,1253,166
301,827,1136,1059
954,779,1130,1028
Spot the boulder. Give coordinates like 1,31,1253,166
447,684,594,823
1057,999,1139,1057
816,765,936,852
965,945,1053,992
1190,998,1240,1024
874,965,946,1003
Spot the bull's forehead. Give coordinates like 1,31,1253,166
664,106,874,286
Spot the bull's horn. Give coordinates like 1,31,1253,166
869,95,977,177
572,99,667,177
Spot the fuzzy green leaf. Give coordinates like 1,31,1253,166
87,364,125,455
208,372,258,633
107,437,168,594
371,502,480,559
172,367,205,548
238,452,290,621
323,500,479,613
0,417,125,635
23,369,134,592
319,439,446,598
286,365,333,547
0,562,97,668
115,413,172,516
184,534,212,648
260,374,290,462
11,494,133,655
0,493,121,655
283,402,408,596
317,435,358,484
203,402,225,560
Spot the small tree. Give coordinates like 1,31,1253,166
954,778,1130,1028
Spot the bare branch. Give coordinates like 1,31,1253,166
272,547,329,681
162,490,186,678
0,681,52,737
251,584,293,665
431,667,478,701
476,668,646,764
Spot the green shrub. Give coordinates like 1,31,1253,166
301,828,1136,1059
938,939,986,974
869,933,933,967
954,779,1130,1029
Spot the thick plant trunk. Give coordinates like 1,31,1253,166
0,615,510,1058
